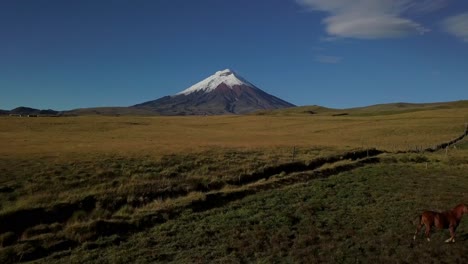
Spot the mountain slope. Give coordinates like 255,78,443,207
133,69,295,115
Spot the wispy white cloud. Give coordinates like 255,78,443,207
405,0,448,13
296,0,446,39
315,55,342,64
324,14,428,39
442,12,468,42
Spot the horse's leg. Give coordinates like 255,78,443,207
424,224,431,242
445,226,456,243
413,221,423,240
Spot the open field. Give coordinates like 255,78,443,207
1,105,467,156
1,103,468,263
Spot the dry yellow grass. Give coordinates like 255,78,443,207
1,105,468,264
1,107,467,158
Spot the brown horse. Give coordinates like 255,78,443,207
413,203,468,242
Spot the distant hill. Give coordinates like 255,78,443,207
253,100,468,116
347,101,468,114
5,107,60,116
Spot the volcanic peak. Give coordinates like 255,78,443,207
176,69,254,96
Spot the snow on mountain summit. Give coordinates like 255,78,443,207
176,69,255,96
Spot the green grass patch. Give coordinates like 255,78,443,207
36,152,468,263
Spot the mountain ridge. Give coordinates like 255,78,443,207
132,69,295,115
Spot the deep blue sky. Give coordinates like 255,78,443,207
1,0,467,110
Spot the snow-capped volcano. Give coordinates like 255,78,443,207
133,69,295,115
176,69,254,95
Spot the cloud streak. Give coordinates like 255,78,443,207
442,12,468,42
296,0,445,39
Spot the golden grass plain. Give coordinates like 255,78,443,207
1,107,467,159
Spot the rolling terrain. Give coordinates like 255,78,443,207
256,100,468,116
0,102,468,263
3,99,467,117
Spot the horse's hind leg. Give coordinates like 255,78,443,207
413,222,423,240
445,226,456,243
424,224,431,242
